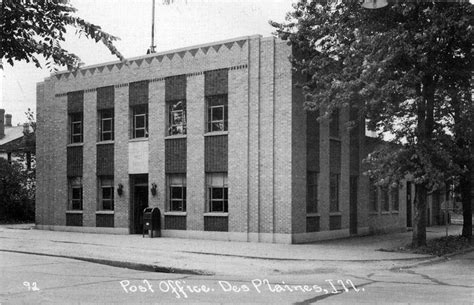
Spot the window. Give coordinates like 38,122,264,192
69,177,83,210
369,180,378,211
391,187,399,211
168,100,186,135
206,95,228,132
307,172,318,213
99,109,114,141
168,174,186,212
382,187,390,211
207,173,228,213
329,173,339,212
329,109,340,138
70,113,83,143
98,177,114,210
132,105,148,138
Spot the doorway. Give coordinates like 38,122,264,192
130,174,148,234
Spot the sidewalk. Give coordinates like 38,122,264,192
0,224,468,276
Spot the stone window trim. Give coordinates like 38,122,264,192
167,174,186,212
203,212,229,217
206,172,228,213
95,210,114,215
164,211,187,216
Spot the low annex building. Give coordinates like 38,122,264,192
36,35,407,243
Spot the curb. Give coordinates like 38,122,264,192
390,246,474,270
0,249,213,276
184,250,434,263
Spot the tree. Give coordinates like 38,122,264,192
272,0,473,246
0,158,35,222
1,0,124,70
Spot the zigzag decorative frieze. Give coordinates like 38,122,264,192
57,64,248,96
53,39,249,81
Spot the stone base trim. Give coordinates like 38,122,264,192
35,225,129,235
292,229,350,243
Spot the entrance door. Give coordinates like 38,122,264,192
350,176,358,235
130,174,148,234
406,181,412,227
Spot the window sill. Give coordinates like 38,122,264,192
97,140,114,145
67,143,83,147
129,138,149,143
204,131,228,137
306,213,320,217
329,212,342,216
66,210,83,214
164,212,187,216
381,211,391,215
369,211,379,215
391,211,399,214
204,213,228,217
96,210,114,214
165,134,187,140
329,136,341,141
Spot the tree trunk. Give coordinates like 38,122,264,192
412,184,427,247
461,169,472,241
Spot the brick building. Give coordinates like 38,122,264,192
36,35,407,243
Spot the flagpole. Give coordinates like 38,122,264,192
150,0,156,53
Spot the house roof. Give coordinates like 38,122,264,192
0,126,24,147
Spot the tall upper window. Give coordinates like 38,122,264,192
132,104,148,138
307,172,318,214
70,113,83,143
391,187,399,211
69,177,83,210
207,173,228,213
329,173,339,212
369,180,378,211
382,187,390,211
99,109,114,141
168,100,186,135
98,177,114,210
206,95,228,132
167,174,186,212
329,109,340,138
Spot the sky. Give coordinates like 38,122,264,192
1,0,295,125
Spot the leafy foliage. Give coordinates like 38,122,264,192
272,0,473,246
1,0,125,70
0,158,35,223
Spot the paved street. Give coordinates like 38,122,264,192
0,224,473,303
1,251,473,304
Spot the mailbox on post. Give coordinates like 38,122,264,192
143,207,161,238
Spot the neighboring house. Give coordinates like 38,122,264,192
36,35,409,243
0,110,35,169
